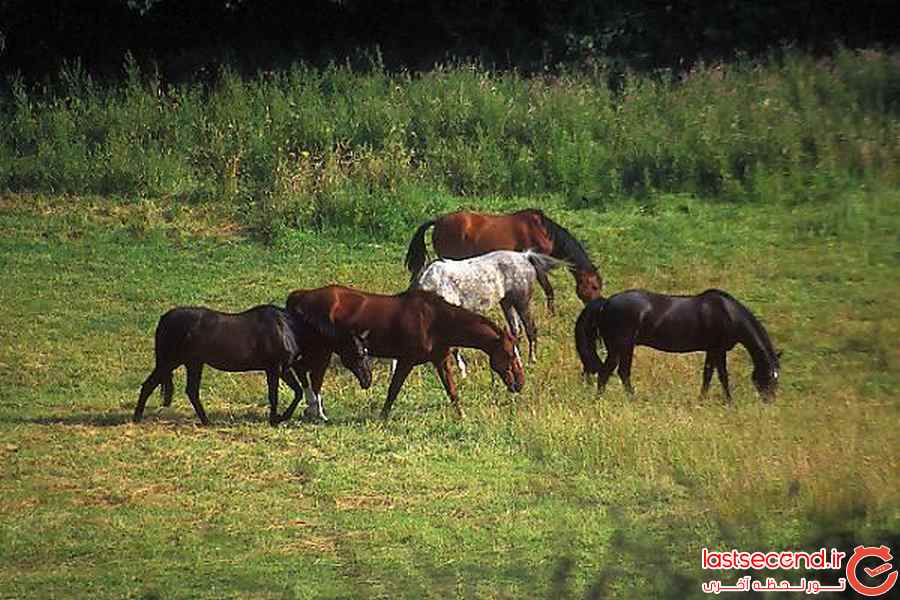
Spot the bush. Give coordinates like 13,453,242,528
1,48,897,238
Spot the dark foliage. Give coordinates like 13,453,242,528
1,1,897,81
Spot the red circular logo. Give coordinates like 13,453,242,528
846,545,898,597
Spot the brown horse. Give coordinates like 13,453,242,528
404,209,603,310
285,286,525,420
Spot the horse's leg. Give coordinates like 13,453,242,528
714,352,733,403
303,351,331,422
534,267,555,315
453,348,468,378
700,352,716,399
433,353,464,419
265,368,281,426
381,360,414,420
277,366,307,423
617,343,636,396
160,369,175,406
134,366,166,422
185,363,209,425
512,299,538,364
500,297,520,338
596,341,618,394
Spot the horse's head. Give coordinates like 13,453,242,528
574,268,603,304
752,351,781,402
489,330,525,393
335,329,374,390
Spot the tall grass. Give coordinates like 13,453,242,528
1,49,898,239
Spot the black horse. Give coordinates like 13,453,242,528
575,289,780,402
134,305,373,426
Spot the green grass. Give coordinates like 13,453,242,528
2,48,899,242
1,189,897,598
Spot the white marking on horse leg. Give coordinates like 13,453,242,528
315,391,328,422
303,386,327,422
455,350,468,378
513,345,522,365
390,359,397,378
513,310,523,334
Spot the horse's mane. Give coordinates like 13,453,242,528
531,210,595,272
709,289,778,365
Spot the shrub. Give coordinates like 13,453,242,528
1,48,897,238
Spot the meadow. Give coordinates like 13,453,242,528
1,49,898,598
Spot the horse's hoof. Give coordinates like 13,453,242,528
303,407,328,424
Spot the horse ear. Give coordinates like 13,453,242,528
359,329,370,341
776,350,783,360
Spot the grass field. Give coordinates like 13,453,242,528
1,188,897,598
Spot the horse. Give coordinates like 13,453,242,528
285,286,525,420
410,250,567,370
133,304,373,426
403,209,603,310
574,289,780,402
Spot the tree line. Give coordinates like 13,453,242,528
1,0,897,81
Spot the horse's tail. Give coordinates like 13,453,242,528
407,263,425,290
523,249,570,275
153,308,194,405
404,218,438,274
574,298,606,374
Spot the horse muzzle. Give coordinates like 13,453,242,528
356,369,374,390
505,377,524,394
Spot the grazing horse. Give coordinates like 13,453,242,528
134,305,373,426
285,286,525,420
411,250,567,367
404,209,603,310
574,289,780,402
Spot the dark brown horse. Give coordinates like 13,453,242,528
134,305,373,426
575,289,781,402
285,286,525,419
404,209,602,310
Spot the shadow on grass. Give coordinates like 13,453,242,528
0,412,136,427
339,505,900,599
573,511,900,599
0,409,274,428
0,406,387,429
